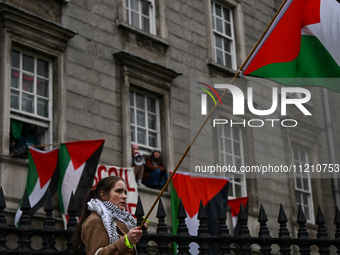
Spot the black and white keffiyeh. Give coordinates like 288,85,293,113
87,198,137,244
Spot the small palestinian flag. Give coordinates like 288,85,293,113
58,139,104,224
242,0,340,92
171,172,228,254
228,196,249,236
14,146,59,226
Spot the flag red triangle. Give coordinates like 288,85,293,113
65,140,104,170
172,173,228,218
29,147,59,188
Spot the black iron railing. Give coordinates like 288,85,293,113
0,186,340,254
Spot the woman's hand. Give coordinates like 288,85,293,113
143,221,149,230
126,227,143,244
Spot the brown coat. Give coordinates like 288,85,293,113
143,157,165,179
81,212,136,255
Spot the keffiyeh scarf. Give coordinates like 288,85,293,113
87,198,137,244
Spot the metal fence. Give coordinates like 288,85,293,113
0,186,340,255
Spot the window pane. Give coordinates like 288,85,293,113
235,184,242,197
296,177,302,189
136,110,145,126
224,39,231,52
130,108,135,124
147,97,156,113
22,93,34,113
225,155,233,165
215,34,223,49
216,49,223,65
304,206,310,220
223,125,231,137
228,183,233,197
295,192,302,204
136,93,145,109
37,98,48,117
215,3,222,17
225,53,232,69
11,70,19,88
234,141,240,156
22,74,34,92
235,158,242,168
11,50,20,68
37,59,49,78
302,193,309,205
225,22,231,37
142,16,150,33
131,11,140,28
10,90,19,109
23,54,34,73
300,150,306,162
131,0,139,11
137,128,146,145
233,128,239,140
303,178,309,191
224,139,232,153
215,17,223,33
148,131,157,147
223,8,230,21
141,0,149,16
37,78,49,97
148,114,156,130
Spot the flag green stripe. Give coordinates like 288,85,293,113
26,151,39,196
249,35,340,92
170,182,180,255
58,144,71,213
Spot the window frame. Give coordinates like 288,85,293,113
291,146,315,223
206,0,246,73
129,88,161,153
0,4,76,156
113,51,181,170
220,122,247,198
125,0,156,35
211,1,237,69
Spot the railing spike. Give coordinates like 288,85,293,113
198,200,209,237
297,204,310,255
44,189,56,230
135,196,147,255
278,204,290,238
156,198,168,234
20,189,32,228
258,203,271,238
67,192,77,231
218,201,230,236
238,202,250,237
177,198,189,235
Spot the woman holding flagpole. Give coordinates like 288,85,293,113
73,176,148,255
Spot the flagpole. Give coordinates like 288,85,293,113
138,0,291,229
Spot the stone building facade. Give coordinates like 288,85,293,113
0,0,339,245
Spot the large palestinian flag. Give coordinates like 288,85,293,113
14,146,59,226
171,172,229,254
58,139,104,223
242,0,340,92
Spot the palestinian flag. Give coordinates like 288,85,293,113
242,0,340,92
14,146,59,226
171,172,228,254
228,196,248,236
58,139,104,224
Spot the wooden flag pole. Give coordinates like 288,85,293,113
138,0,290,229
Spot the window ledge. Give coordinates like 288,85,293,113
0,155,28,167
117,22,169,49
207,61,238,77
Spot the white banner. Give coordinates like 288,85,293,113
92,165,138,215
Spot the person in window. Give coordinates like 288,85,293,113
143,149,168,189
131,144,145,187
73,176,148,255
10,122,44,158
